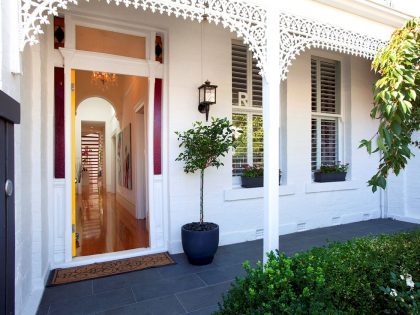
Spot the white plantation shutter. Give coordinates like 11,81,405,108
320,119,338,165
232,42,264,177
311,119,317,170
320,60,338,114
311,57,341,170
252,58,263,108
311,59,317,112
232,113,248,176
252,115,263,165
232,43,248,106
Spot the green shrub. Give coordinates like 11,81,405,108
216,230,420,315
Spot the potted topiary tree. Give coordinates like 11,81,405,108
175,117,239,265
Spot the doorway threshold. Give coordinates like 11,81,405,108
53,246,167,269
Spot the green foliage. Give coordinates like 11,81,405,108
318,162,349,173
360,18,420,192
175,117,238,173
380,272,420,314
216,230,420,315
241,164,264,177
175,117,239,223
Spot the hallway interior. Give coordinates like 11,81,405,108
76,179,149,257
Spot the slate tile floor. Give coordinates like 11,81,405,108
37,219,418,315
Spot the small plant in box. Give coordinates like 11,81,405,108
241,164,281,188
314,162,349,182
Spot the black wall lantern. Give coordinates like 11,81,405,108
198,80,217,121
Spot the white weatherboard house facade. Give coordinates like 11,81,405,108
0,0,419,313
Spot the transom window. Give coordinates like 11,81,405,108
231,41,263,177
311,57,341,171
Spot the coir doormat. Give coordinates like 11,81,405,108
47,252,175,286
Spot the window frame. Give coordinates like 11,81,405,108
232,40,263,183
311,55,343,171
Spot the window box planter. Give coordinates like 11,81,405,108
314,172,346,183
241,174,282,188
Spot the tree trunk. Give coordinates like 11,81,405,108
200,169,204,224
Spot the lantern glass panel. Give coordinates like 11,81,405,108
206,87,215,103
199,88,205,103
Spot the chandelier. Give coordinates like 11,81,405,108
91,72,117,90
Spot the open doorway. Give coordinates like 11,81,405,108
74,70,149,257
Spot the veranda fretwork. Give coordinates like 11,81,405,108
18,0,387,262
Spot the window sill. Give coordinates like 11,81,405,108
224,185,295,201
305,180,362,194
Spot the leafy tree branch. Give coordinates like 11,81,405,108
360,18,419,192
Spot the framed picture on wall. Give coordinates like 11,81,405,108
117,124,132,190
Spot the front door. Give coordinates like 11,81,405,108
0,90,20,315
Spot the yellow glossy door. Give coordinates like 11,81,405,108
71,69,76,257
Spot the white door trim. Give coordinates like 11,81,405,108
59,48,166,264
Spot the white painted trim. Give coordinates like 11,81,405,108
59,48,163,79
147,77,156,247
59,25,168,263
305,180,362,193
314,0,414,27
224,185,296,201
20,289,44,315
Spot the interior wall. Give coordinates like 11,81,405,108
115,76,148,217
75,97,118,192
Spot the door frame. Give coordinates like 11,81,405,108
0,90,20,315
58,33,167,266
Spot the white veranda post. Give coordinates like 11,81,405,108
263,7,281,264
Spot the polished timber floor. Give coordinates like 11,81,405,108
38,219,418,315
76,182,149,257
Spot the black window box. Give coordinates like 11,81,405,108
314,172,346,183
241,175,281,188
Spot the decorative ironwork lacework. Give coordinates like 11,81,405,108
277,12,387,80
19,0,267,71
20,0,387,78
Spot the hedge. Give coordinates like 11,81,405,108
216,230,420,314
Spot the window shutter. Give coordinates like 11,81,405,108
252,115,263,165
320,60,338,114
311,118,317,170
311,59,317,112
252,58,262,108
320,119,337,165
232,44,248,106
232,113,248,176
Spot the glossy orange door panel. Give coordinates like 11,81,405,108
71,69,76,257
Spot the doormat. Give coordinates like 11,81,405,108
47,252,175,286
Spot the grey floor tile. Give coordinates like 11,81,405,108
176,281,231,313
37,219,419,315
132,273,206,302
93,268,163,294
97,295,185,315
187,304,219,315
48,287,135,315
36,304,50,315
197,263,246,285
40,280,93,306
158,254,219,279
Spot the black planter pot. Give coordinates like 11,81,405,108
181,223,219,265
314,172,347,182
241,174,282,188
